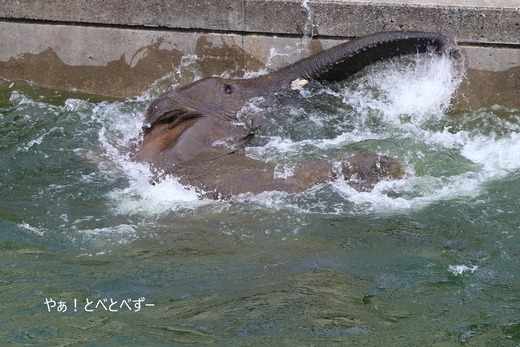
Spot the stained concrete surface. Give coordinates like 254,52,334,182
0,1,519,109
0,0,518,44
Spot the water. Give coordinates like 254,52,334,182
1,53,520,346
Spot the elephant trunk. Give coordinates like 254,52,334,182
251,31,460,95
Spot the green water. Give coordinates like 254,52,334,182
1,55,520,346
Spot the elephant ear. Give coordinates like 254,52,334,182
284,31,460,82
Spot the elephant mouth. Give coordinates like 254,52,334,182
142,107,202,134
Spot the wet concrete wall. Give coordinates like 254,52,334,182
0,0,519,109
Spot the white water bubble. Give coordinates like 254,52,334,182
448,265,479,276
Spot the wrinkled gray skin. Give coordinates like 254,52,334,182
134,31,459,199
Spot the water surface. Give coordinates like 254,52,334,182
1,54,520,346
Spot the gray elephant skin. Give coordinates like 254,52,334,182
134,31,459,199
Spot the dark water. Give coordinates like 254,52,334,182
1,54,520,346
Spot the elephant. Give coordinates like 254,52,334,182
134,31,459,199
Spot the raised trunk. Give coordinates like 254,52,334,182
251,31,459,94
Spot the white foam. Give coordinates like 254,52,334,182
77,224,138,244
462,132,520,177
273,163,296,179
18,222,45,236
107,166,202,216
334,172,485,213
448,265,479,276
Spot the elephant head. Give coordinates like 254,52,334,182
134,31,459,197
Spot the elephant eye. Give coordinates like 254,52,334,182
223,84,234,95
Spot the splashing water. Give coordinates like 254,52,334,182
79,51,520,217
242,52,478,213
3,51,516,219
301,0,315,45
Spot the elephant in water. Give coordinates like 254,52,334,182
134,31,459,199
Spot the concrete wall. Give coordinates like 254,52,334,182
0,0,519,109
2,0,519,44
